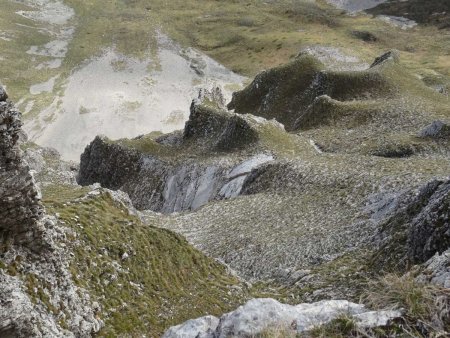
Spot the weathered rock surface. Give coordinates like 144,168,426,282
163,298,402,338
0,85,7,101
416,249,450,288
0,86,102,337
419,120,450,139
0,98,44,249
78,99,281,213
374,178,450,270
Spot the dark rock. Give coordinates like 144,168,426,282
78,102,276,213
374,179,450,269
407,180,450,264
0,85,7,102
370,50,400,68
419,120,450,138
351,30,378,42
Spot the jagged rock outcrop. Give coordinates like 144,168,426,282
417,249,450,288
163,298,402,338
0,86,102,337
373,178,450,270
0,97,44,249
78,98,284,213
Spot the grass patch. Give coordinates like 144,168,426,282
364,274,450,336
44,191,250,337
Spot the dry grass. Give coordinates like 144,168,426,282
256,325,298,338
364,274,450,337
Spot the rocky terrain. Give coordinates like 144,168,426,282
1,0,450,337
0,88,101,337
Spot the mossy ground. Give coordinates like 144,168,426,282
42,187,250,337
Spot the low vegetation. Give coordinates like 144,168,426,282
43,188,250,336
364,274,450,337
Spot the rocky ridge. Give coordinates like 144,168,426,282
78,89,290,213
0,88,101,337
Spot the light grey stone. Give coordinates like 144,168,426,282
163,298,402,338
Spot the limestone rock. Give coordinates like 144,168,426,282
373,178,450,269
416,249,450,288
0,97,44,249
163,298,402,338
162,315,219,338
407,179,450,264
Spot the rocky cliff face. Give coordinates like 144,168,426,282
0,95,44,250
78,96,284,213
0,87,101,337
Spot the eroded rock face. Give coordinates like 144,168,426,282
407,180,450,264
374,178,450,269
0,86,102,337
162,298,402,338
0,94,44,249
78,101,277,213
417,249,450,288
